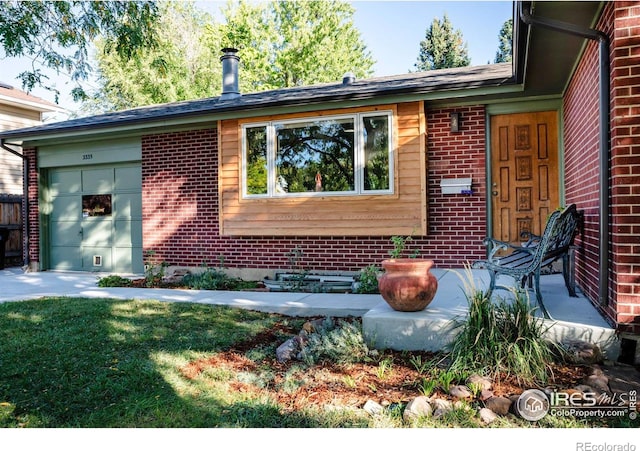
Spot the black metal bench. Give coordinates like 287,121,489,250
472,204,582,319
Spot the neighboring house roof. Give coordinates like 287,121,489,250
0,63,514,144
0,82,65,114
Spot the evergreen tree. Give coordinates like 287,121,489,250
494,18,513,63
414,14,470,71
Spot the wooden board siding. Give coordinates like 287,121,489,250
219,102,427,236
1,104,41,195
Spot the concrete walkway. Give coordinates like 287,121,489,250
0,266,619,359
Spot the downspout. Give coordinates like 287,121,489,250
518,2,611,306
0,139,30,268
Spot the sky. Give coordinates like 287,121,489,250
1,0,513,119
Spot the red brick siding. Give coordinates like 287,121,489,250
140,108,487,272
610,1,640,334
24,147,39,268
564,1,640,333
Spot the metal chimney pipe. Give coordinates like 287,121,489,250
220,48,241,100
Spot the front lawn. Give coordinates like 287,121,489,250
0,297,637,428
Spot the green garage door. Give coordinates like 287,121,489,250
48,164,143,273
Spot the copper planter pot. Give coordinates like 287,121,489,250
377,259,438,312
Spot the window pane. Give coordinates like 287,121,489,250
245,126,268,195
82,194,112,217
363,115,390,191
275,118,355,193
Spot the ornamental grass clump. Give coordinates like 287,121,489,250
447,266,556,386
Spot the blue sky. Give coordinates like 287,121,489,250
351,1,513,75
1,1,513,116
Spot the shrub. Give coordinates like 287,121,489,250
182,267,251,291
299,318,372,365
97,275,133,287
355,265,381,294
447,266,556,385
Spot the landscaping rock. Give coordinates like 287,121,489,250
276,337,300,363
162,268,191,284
480,389,494,401
561,340,603,364
582,374,611,397
449,385,473,400
600,363,640,399
403,396,432,422
485,396,512,416
479,407,498,424
302,318,327,334
431,398,453,418
508,394,521,415
363,399,384,416
467,374,492,391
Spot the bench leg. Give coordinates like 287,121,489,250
486,269,497,299
532,269,552,319
562,249,577,297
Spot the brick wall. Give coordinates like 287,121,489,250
24,147,39,270
610,1,640,334
140,106,487,273
564,1,640,333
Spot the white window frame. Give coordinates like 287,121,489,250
241,111,394,199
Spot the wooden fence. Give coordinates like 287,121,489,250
0,194,23,267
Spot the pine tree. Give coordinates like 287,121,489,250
494,19,513,63
414,14,470,71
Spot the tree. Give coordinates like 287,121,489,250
92,0,375,110
414,14,470,71
89,2,219,112
494,18,513,63
0,1,159,102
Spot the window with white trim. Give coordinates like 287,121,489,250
242,111,393,198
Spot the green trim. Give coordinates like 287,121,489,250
38,137,141,168
486,98,562,115
39,168,50,270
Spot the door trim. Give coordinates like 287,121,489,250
485,100,564,242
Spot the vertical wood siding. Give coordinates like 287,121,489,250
219,103,426,236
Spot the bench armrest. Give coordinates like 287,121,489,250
482,237,536,261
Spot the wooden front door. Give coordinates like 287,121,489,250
490,111,560,244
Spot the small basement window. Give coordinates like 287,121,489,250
242,111,393,198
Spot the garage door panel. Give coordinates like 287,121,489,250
51,196,81,221
115,166,142,191
81,219,113,246
50,247,81,270
50,170,81,194
114,247,143,274
82,168,114,193
50,221,82,246
115,193,142,220
114,220,142,247
82,247,112,270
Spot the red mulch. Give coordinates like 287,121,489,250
178,320,591,412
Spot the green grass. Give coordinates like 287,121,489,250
0,297,637,429
0,297,362,427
